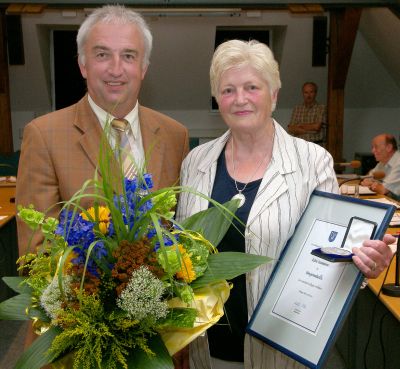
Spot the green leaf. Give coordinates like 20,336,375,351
0,294,32,320
124,334,174,369
191,252,272,289
14,326,61,369
158,307,197,329
180,200,240,246
2,276,30,294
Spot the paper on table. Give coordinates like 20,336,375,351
358,186,376,195
336,174,359,180
363,197,400,226
389,239,398,253
341,185,375,195
364,197,400,209
390,213,400,226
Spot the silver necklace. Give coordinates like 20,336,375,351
230,137,267,208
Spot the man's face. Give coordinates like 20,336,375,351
78,22,148,117
302,84,317,106
371,135,392,163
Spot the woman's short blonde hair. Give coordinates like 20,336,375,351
210,39,281,98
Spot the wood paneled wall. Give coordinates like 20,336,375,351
0,9,13,154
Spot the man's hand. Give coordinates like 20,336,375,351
172,346,189,369
288,125,307,136
288,122,322,136
360,178,373,187
369,181,388,195
352,234,396,278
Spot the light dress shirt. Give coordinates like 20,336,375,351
370,150,400,196
88,95,145,170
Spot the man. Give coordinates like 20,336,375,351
16,5,189,255
16,5,190,369
361,134,400,199
287,82,326,145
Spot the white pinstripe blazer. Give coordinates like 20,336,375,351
176,120,339,369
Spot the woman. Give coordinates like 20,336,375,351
176,40,395,369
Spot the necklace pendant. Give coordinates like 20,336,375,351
232,192,246,208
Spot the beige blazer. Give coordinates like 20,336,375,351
16,95,189,255
176,121,339,369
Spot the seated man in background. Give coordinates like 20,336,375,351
361,134,400,199
287,81,326,146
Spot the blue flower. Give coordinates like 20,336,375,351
56,210,112,277
113,191,154,231
124,177,138,193
153,234,179,251
141,173,153,190
56,210,95,249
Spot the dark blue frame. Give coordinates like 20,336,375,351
246,190,396,369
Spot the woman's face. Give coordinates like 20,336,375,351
216,64,277,133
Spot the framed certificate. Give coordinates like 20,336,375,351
246,190,396,369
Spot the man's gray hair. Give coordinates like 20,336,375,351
77,5,152,68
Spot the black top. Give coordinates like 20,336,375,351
207,148,262,362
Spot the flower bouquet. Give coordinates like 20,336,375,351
0,132,270,369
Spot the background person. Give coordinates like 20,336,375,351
360,133,400,198
177,39,395,369
287,81,326,145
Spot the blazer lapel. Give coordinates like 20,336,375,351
139,106,163,188
74,95,104,169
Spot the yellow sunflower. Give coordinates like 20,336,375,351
81,206,110,235
176,244,196,283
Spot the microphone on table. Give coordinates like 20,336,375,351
335,160,362,169
382,234,400,297
353,171,386,181
368,171,386,181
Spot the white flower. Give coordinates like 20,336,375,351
117,266,168,322
40,274,73,321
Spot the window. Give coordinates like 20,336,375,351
52,30,87,110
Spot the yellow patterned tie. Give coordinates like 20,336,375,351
111,118,136,179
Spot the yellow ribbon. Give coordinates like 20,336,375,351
159,280,230,356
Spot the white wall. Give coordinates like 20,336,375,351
7,8,400,160
343,108,400,160
8,9,329,149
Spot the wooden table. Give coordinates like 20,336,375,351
368,252,400,320
361,194,400,320
0,182,18,302
0,183,16,227
336,186,400,316
335,192,400,369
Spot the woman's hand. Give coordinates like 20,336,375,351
352,233,396,278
